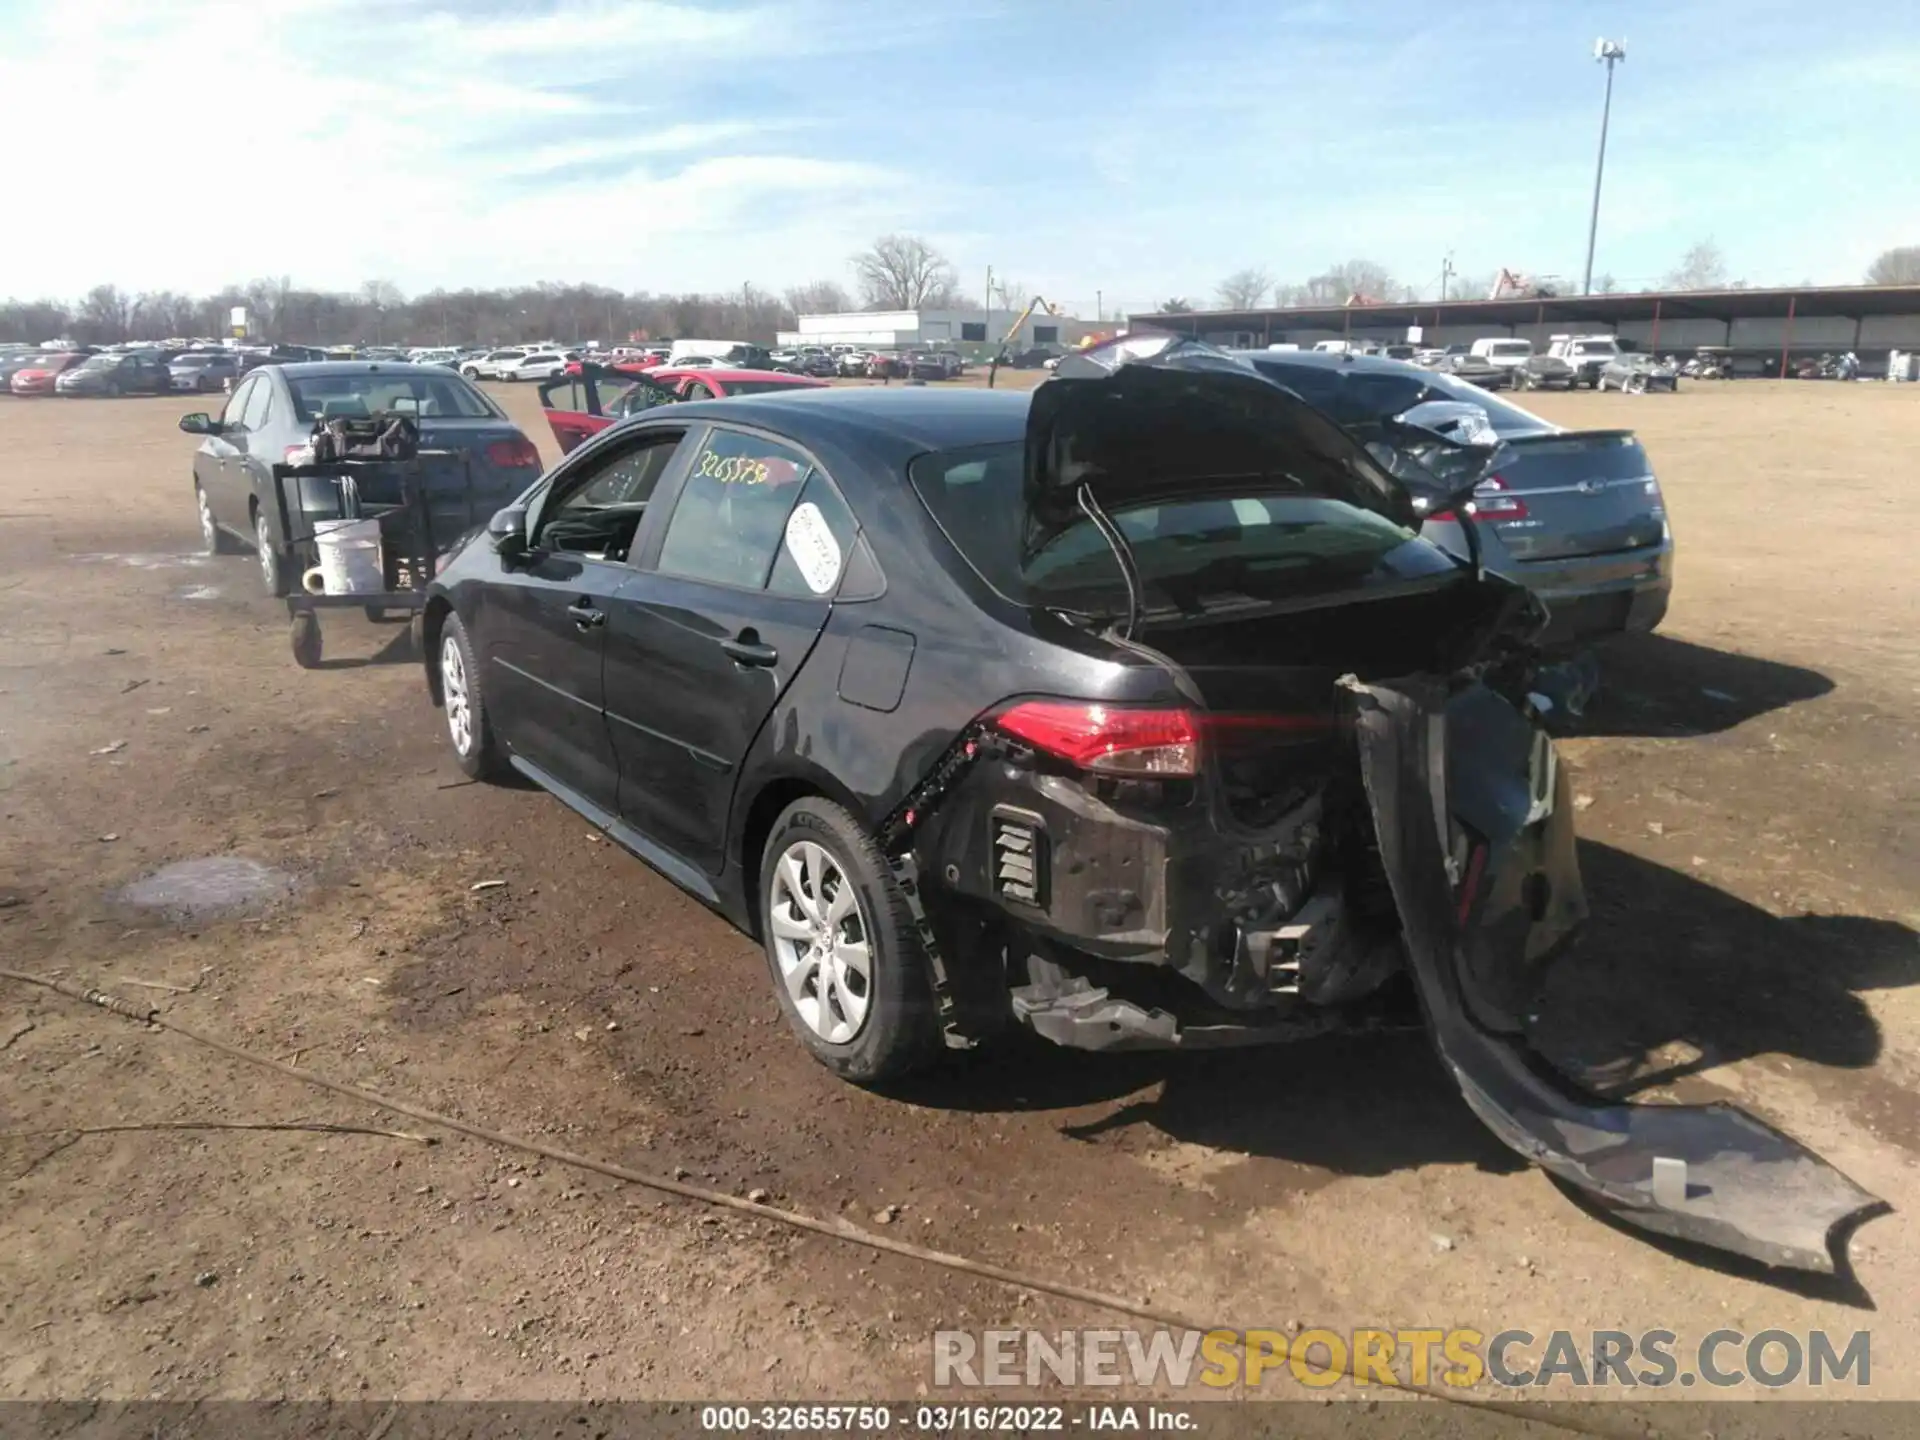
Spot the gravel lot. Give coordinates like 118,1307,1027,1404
1,376,1915,1410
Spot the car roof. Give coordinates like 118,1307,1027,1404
1227,348,1445,379
655,367,827,385
266,361,468,379
660,384,1031,456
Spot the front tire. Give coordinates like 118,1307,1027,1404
438,613,506,780
197,483,240,554
255,510,290,597
760,798,941,1083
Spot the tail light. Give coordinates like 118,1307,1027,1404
1433,474,1528,523
485,437,542,469
991,702,1335,778
994,701,1199,776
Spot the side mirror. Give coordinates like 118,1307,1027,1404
488,504,530,560
178,413,215,435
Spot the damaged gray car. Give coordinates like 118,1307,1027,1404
424,332,1881,1273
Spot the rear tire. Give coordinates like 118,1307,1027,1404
759,798,942,1084
438,613,507,781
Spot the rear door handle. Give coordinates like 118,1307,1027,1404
566,600,606,630
720,635,778,667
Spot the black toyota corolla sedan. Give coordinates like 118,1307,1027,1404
419,336,1876,1273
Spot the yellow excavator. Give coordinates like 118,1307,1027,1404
997,294,1062,349
987,296,1066,386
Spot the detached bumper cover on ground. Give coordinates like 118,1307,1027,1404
1347,676,1884,1273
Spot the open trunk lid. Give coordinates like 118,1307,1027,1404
1031,335,1419,557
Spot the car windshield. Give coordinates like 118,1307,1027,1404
1242,358,1556,439
78,354,120,370
287,372,499,422
909,442,1457,618
173,353,219,367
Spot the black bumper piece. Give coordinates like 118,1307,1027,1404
1345,676,1884,1274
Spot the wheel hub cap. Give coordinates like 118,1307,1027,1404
768,840,871,1044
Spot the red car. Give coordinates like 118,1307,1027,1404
539,361,827,454
10,352,87,396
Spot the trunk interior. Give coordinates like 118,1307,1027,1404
1135,575,1522,829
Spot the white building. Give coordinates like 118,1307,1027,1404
776,308,1103,354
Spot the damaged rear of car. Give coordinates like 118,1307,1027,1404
894,336,1880,1272
425,341,1879,1273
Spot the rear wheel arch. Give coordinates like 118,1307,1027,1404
735,769,874,939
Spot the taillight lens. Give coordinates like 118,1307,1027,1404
992,702,1334,778
995,702,1200,777
486,437,542,469
1465,474,1528,520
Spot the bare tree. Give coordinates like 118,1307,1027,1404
1593,273,1620,294
1445,273,1495,302
1215,268,1272,308
1664,240,1728,291
989,277,1030,311
784,279,853,316
75,284,134,343
1318,258,1396,303
1866,245,1920,285
1159,298,1194,313
0,298,73,342
852,234,958,311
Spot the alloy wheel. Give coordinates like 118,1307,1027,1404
767,840,872,1044
441,635,472,755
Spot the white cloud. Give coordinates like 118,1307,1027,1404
0,0,928,298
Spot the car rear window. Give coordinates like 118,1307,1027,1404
908,442,1456,616
287,372,499,422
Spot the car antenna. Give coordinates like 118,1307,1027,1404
1076,482,1142,642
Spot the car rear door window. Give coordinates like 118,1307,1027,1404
653,428,816,590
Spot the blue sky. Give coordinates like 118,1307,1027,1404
2,0,1914,312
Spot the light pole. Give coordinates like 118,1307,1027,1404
1582,38,1626,296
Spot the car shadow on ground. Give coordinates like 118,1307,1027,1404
903,840,1918,1201
1532,840,1920,1100
1577,633,1834,738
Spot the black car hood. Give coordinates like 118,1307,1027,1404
1026,335,1419,558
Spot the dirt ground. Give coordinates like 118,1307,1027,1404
1,375,1916,1412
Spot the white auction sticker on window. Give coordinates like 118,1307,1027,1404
783,501,843,594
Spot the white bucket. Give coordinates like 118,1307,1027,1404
312,517,384,595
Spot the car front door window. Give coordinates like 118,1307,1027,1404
222,377,257,430
241,375,274,431
532,430,688,563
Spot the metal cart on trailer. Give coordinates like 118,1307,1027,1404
270,448,480,669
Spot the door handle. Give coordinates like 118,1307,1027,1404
566,600,606,630
720,634,778,667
